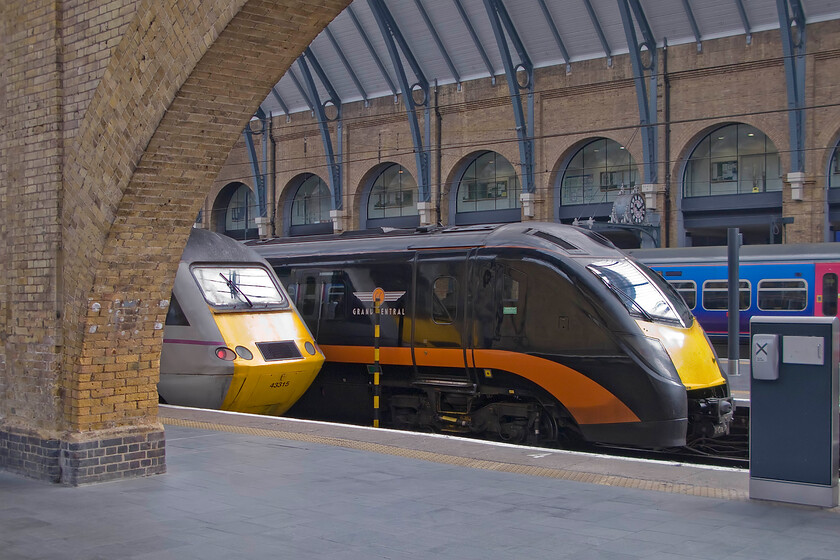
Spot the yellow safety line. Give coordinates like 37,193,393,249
161,416,751,501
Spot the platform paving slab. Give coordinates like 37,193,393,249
0,408,836,560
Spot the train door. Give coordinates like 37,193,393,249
412,251,471,384
815,263,840,318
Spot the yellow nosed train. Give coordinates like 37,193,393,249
158,228,324,415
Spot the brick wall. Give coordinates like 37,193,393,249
1,0,351,483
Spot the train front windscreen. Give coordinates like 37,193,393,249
191,266,290,310
586,259,693,327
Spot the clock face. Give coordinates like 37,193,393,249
629,193,646,224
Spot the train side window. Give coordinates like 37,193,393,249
757,279,807,311
322,281,346,320
823,273,838,316
667,280,696,309
432,276,457,324
164,292,190,326
300,276,318,317
702,280,750,311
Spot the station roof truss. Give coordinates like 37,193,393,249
257,0,840,118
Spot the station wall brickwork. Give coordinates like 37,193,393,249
0,0,350,484
210,20,840,247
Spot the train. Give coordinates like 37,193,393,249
629,243,840,354
249,222,734,449
158,228,325,415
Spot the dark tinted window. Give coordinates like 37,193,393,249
432,276,457,324
823,273,838,316
702,280,750,310
164,293,190,326
757,279,807,311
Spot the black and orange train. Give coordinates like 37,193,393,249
251,222,734,449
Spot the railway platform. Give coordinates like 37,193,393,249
1,405,838,560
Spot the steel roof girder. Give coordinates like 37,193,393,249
324,27,369,105
617,0,658,185
733,0,752,43
287,68,316,115
413,0,461,86
270,87,290,119
348,4,398,97
297,56,343,211
452,0,497,83
536,0,572,71
368,0,428,90
367,0,431,202
243,126,266,217
483,0,535,195
582,0,612,66
681,0,702,52
777,0,807,173
304,47,342,110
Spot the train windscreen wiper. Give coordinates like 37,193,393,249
601,279,654,322
220,273,253,307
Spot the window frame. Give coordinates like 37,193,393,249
757,278,808,312
701,279,751,311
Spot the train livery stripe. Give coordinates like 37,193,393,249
163,338,224,346
319,345,639,426
472,350,640,425
321,344,412,366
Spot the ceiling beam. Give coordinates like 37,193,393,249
582,0,612,66
536,0,572,72
452,0,496,83
413,0,461,86
324,27,369,105
348,4,398,97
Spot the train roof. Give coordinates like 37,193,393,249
629,242,840,265
248,222,624,260
182,227,269,265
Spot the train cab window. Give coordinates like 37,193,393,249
587,259,690,325
322,281,347,320
667,280,697,310
823,273,838,316
432,276,457,324
757,279,807,311
702,280,750,311
164,293,190,326
191,266,288,310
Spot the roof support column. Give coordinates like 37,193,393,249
243,109,266,220
296,53,344,230
368,0,432,223
617,0,658,185
483,0,536,215
777,0,806,176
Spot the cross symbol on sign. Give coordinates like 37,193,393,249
755,342,769,356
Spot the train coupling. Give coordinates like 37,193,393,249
688,396,735,439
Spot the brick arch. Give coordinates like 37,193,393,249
278,172,333,236
60,1,350,443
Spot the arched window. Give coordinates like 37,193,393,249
453,151,520,225
211,182,257,240
367,164,418,219
291,174,331,226
560,138,638,206
829,145,840,188
684,124,782,197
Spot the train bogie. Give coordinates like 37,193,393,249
158,229,324,415
252,223,733,449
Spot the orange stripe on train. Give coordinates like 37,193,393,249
320,344,639,426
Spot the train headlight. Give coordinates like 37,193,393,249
304,341,316,355
631,335,682,384
215,347,236,361
235,346,253,360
